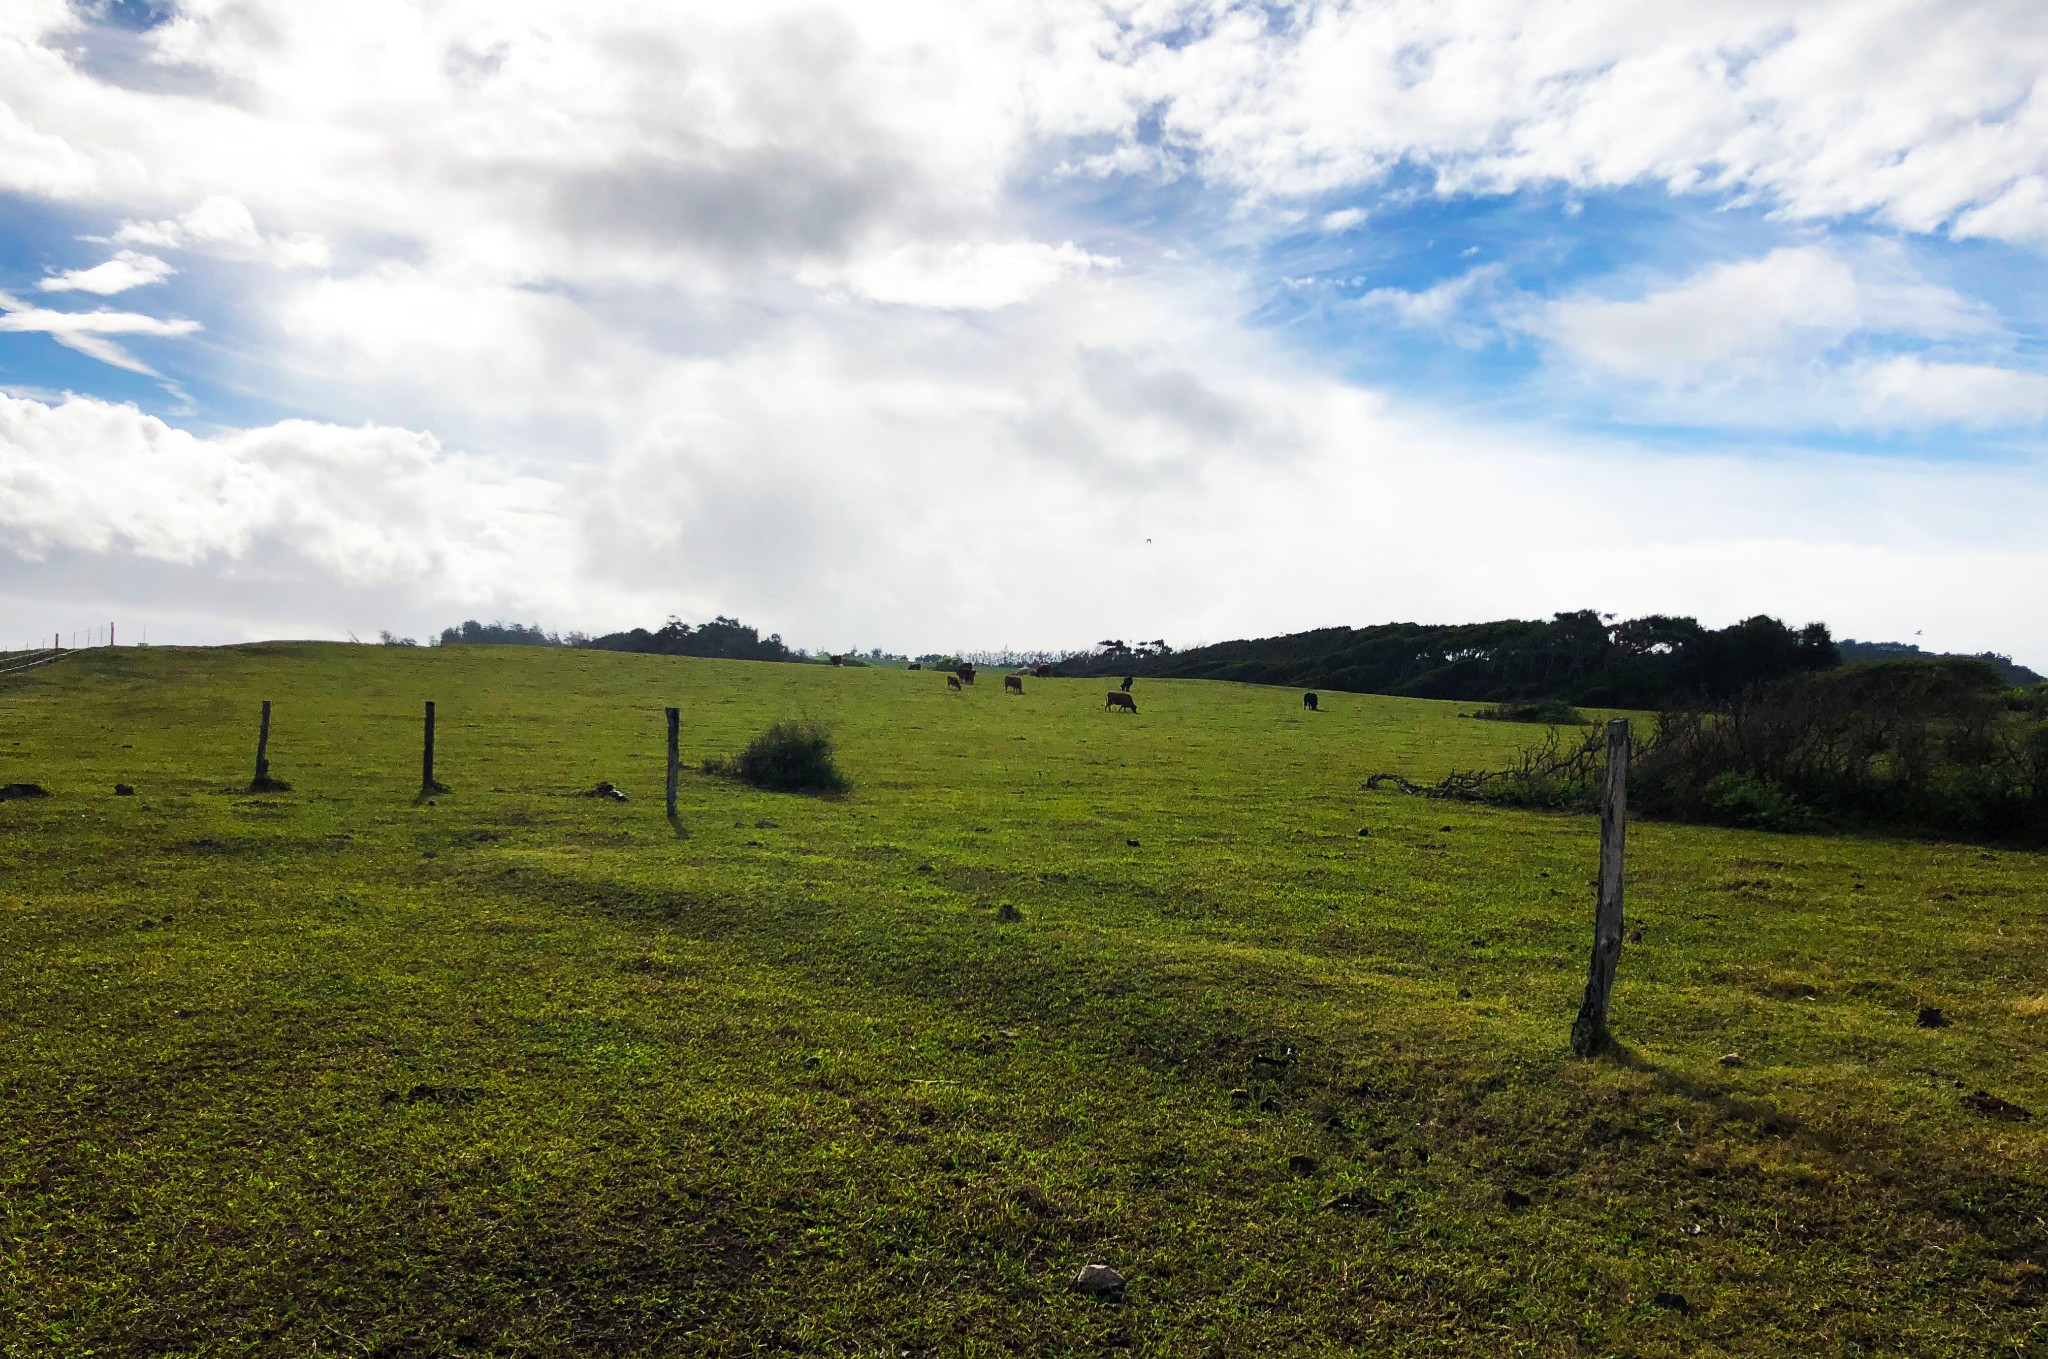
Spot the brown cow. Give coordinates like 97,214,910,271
1004,674,1024,694
1031,663,1053,677
1105,691,1137,712
947,675,963,691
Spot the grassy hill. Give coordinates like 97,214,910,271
2,645,2044,1355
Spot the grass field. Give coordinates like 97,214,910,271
3,643,2045,1356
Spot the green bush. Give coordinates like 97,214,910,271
1472,699,1587,725
1700,773,1813,832
702,721,850,795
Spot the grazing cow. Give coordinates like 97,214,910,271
1303,692,1319,711
1105,691,1138,713
1120,674,1135,692
830,655,844,666
1032,663,1053,678
1004,674,1024,694
908,662,921,670
958,662,977,685
947,675,963,691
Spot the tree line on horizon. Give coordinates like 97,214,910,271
405,609,2040,709
1057,611,1845,708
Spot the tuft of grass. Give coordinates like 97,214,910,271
702,719,850,794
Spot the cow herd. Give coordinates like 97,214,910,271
920,665,1321,718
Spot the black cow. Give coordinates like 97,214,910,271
1303,692,1319,711
1120,674,1135,692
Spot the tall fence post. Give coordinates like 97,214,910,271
1571,719,1631,1057
253,700,272,785
420,700,447,796
665,706,680,819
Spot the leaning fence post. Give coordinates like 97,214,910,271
253,700,272,785
1570,719,1631,1057
665,706,681,819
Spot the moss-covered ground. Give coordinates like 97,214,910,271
2,643,2044,1356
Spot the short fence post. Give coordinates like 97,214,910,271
253,700,272,785
665,706,680,819
1570,719,1631,1057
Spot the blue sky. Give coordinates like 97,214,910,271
1,0,2045,661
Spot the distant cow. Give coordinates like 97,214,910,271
1105,691,1137,713
908,662,922,670
958,662,977,685
830,655,843,666
1303,692,1319,711
947,675,963,691
1120,674,1135,692
1004,675,1024,694
1032,663,1053,678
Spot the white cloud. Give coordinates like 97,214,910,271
1527,245,2008,387
0,290,199,375
798,239,1117,310
1359,264,1509,344
1855,356,2048,428
113,196,330,269
0,391,574,613
1114,1,2048,244
37,250,175,295
1320,208,1365,232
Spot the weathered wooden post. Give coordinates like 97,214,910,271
420,700,449,796
665,706,681,819
253,700,272,785
1571,719,1631,1057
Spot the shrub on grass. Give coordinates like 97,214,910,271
1473,699,1588,725
702,721,850,795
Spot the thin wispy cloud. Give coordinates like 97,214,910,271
0,290,199,375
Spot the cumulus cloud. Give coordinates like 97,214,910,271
37,249,174,294
112,196,329,269
0,290,199,374
1113,1,2048,244
0,391,574,612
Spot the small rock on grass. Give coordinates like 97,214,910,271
114,784,135,796
1916,1005,1949,1028
1,783,51,800
1071,1263,1124,1297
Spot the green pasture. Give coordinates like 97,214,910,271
2,643,2044,1356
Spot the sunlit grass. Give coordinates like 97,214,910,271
2,643,2044,1355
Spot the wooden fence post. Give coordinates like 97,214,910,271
1571,719,1631,1057
253,700,272,785
420,700,448,796
665,706,680,819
